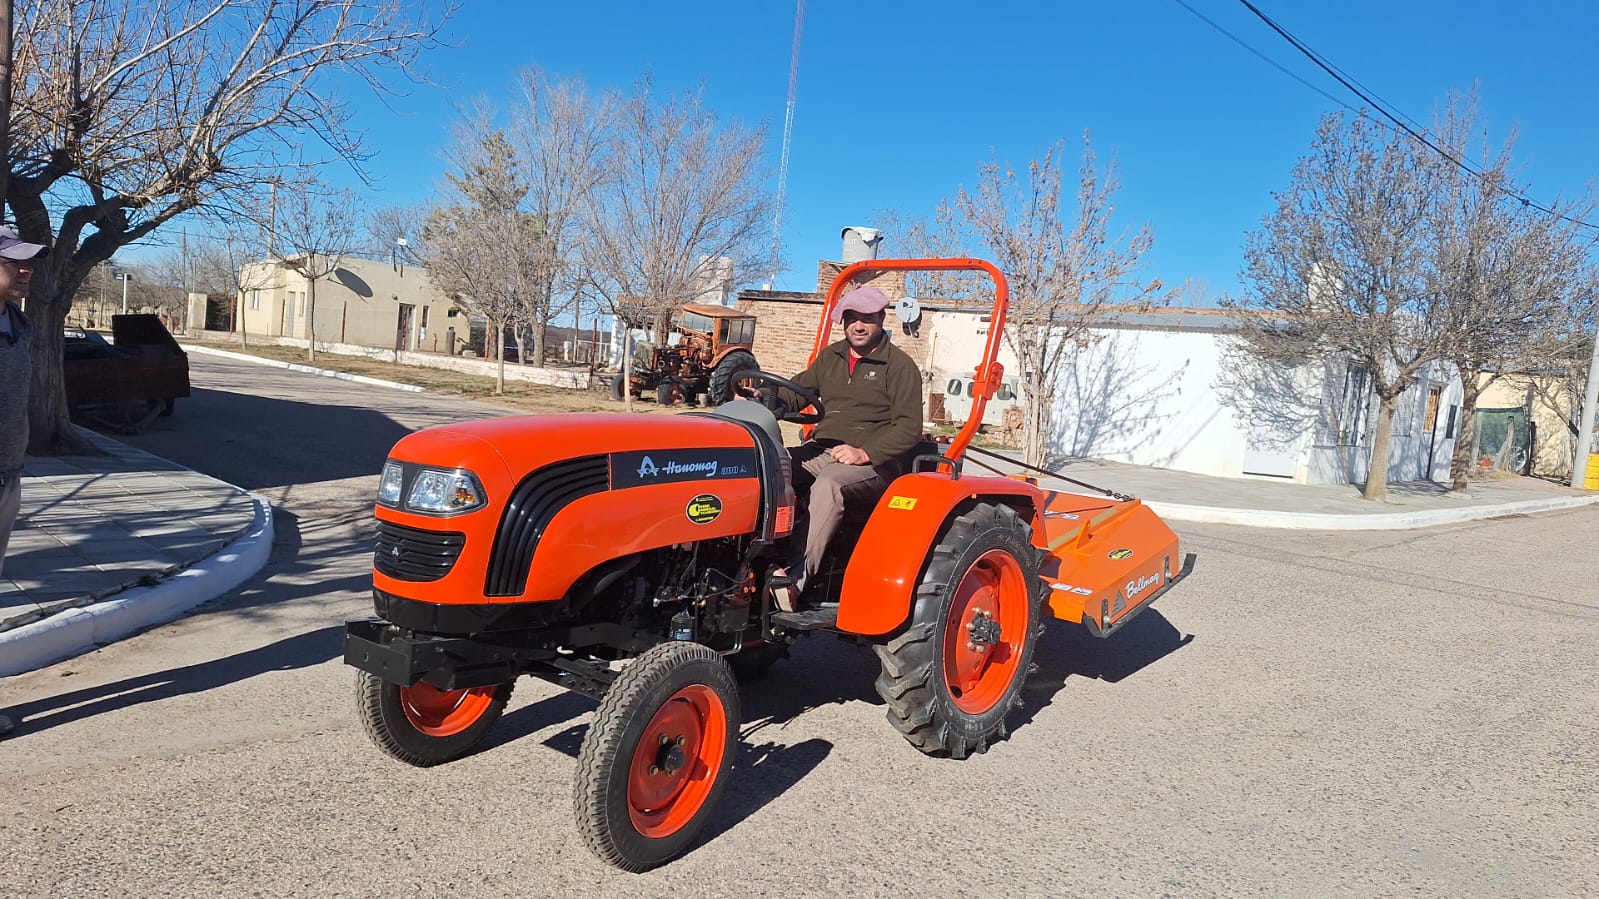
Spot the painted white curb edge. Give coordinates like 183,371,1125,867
183,344,425,393
1147,492,1599,530
0,495,275,677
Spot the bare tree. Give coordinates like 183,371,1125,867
1228,111,1450,501
276,178,362,361
423,121,536,394
192,218,275,345
1424,93,1599,489
897,136,1166,467
364,203,428,263
506,67,617,367
580,77,771,410
9,0,449,452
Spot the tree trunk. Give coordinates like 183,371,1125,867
1020,340,1051,468
25,282,90,454
622,330,634,414
533,322,547,369
1449,374,1484,492
236,289,248,348
1361,395,1399,501
306,275,318,362
493,321,505,395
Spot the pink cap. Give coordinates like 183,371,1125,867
830,285,891,323
0,225,47,260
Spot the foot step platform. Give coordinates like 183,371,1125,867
769,607,839,631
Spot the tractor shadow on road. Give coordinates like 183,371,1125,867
1015,608,1193,729
7,624,346,733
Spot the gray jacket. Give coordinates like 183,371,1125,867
1,301,32,472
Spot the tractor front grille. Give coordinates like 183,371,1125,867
374,521,466,582
484,455,610,596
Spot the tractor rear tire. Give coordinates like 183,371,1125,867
708,350,757,405
873,502,1044,759
575,641,739,872
608,373,626,401
355,671,514,767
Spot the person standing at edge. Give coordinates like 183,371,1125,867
771,284,924,611
0,224,49,738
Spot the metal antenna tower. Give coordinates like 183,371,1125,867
770,0,804,287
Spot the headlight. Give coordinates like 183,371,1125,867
377,462,404,506
406,468,487,514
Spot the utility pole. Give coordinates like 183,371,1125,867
1570,326,1599,489
116,271,132,314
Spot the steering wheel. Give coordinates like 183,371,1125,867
729,370,825,425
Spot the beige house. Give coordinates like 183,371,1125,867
236,255,466,355
1477,373,1583,479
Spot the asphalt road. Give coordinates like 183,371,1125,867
1,355,1595,898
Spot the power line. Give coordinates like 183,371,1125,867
1230,0,1598,231
1174,0,1597,231
1170,0,1354,113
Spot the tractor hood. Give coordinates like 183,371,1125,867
387,412,757,480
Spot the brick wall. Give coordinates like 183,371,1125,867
735,296,934,382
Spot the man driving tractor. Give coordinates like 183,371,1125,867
766,284,924,611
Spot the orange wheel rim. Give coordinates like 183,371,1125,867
399,682,497,737
942,548,1028,714
627,684,728,838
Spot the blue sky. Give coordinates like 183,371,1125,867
185,0,1599,303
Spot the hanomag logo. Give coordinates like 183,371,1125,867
686,493,723,524
635,455,719,479
1108,548,1134,560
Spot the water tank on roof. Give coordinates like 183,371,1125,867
840,226,883,263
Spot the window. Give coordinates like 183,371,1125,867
249,289,260,311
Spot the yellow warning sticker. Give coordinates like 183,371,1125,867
888,496,917,510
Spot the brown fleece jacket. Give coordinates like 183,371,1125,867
789,333,923,466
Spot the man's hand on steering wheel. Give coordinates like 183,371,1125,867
728,370,825,424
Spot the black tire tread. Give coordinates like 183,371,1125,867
574,641,740,873
707,350,758,405
355,672,513,768
872,502,1044,759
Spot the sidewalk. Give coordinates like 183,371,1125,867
1,403,1594,678
0,428,272,676
969,453,1599,530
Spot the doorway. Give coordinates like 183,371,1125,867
396,303,414,352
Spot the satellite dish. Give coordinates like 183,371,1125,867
894,298,922,338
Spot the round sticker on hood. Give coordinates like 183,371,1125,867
686,493,723,524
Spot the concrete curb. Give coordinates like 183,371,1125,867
1147,492,1599,530
0,495,274,677
183,344,426,393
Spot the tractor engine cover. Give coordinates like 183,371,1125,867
374,413,765,608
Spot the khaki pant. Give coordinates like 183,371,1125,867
789,443,886,588
0,472,19,580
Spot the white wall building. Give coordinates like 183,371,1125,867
924,306,1464,487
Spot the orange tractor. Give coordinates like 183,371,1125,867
344,258,1189,871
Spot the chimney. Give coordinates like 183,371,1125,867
840,226,883,264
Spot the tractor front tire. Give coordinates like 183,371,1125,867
708,350,758,405
873,502,1044,759
608,373,626,401
656,382,676,406
575,641,740,872
356,671,514,767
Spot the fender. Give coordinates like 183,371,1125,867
835,473,1046,636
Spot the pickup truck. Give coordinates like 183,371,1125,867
64,314,191,429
